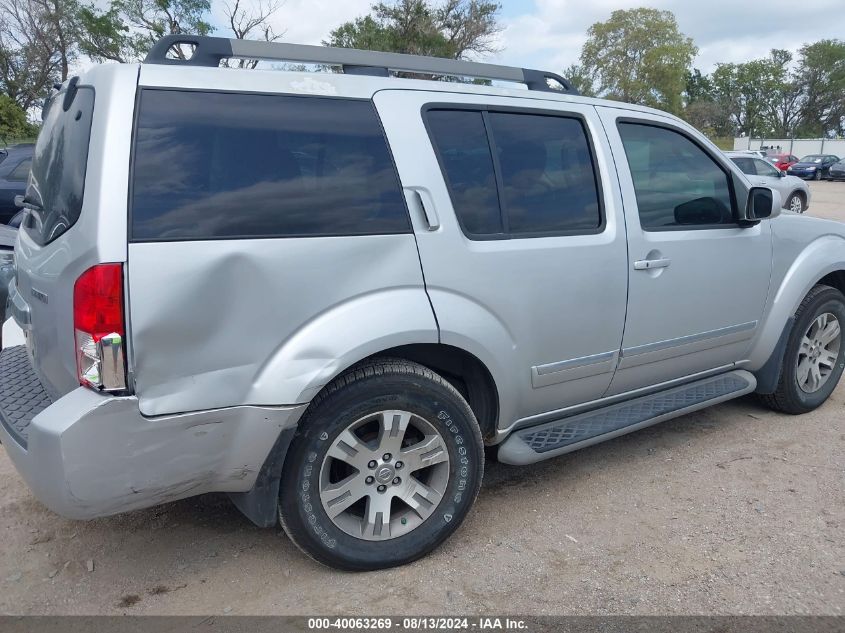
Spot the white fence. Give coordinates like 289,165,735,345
734,137,845,157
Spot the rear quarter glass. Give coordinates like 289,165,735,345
129,89,410,241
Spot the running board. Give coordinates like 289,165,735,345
498,370,756,465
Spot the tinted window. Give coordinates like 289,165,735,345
753,158,780,177
618,123,734,230
8,158,31,181
799,155,824,163
487,112,601,234
730,157,756,175
427,109,602,238
426,110,502,235
131,90,409,240
24,86,94,246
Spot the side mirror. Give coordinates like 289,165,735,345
743,186,781,223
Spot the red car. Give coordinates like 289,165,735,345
767,152,800,172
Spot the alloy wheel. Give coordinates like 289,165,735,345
319,410,450,541
796,312,841,393
789,195,803,213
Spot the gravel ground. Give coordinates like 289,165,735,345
0,181,843,616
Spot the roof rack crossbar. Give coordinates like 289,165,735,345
144,35,578,94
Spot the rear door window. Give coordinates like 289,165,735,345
426,107,603,239
24,85,95,246
425,110,502,236
131,90,410,241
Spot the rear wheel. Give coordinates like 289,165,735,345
278,358,484,570
787,192,805,213
759,285,845,414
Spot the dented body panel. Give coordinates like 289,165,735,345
127,236,436,416
0,384,305,519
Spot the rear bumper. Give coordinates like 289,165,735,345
0,345,307,520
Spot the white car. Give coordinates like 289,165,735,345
725,151,811,213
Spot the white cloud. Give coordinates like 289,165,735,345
211,0,374,46
490,0,845,73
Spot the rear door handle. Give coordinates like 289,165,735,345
633,258,671,270
412,190,439,231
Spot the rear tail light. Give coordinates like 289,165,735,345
73,263,128,392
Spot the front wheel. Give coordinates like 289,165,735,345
759,285,845,414
813,170,822,181
278,359,484,570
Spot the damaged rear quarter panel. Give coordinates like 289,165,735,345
127,235,436,416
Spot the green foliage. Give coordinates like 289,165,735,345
326,0,501,60
578,8,697,115
76,0,213,63
683,41,844,138
794,39,845,137
561,63,594,97
0,93,38,140
0,0,79,110
75,3,134,63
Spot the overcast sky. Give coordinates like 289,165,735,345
209,0,845,73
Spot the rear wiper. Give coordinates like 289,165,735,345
14,195,41,212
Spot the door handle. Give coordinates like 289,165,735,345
633,257,671,270
413,190,439,231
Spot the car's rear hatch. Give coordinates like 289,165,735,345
9,65,139,401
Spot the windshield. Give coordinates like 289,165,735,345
23,83,94,246
799,155,823,163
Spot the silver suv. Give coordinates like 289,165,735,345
2,35,845,571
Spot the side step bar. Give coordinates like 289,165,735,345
498,370,756,465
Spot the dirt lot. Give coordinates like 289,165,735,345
0,181,843,616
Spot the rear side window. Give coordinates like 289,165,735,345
618,122,735,230
131,90,409,241
426,108,602,239
730,157,755,175
424,110,502,235
24,85,95,246
486,112,601,234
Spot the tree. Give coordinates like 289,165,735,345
562,63,594,97
0,0,78,110
75,3,134,63
326,0,501,61
0,93,37,140
794,39,845,137
710,52,795,138
221,0,283,69
579,8,697,115
763,49,802,138
76,0,212,63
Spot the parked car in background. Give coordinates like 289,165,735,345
828,159,845,182
0,143,33,224
726,151,811,213
767,153,800,172
787,155,840,180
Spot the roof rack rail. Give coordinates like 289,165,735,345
144,35,579,95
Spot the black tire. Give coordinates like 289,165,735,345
278,358,484,571
813,170,821,181
759,285,845,414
